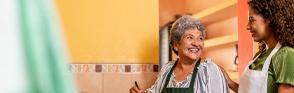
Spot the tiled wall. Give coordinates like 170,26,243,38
71,64,159,93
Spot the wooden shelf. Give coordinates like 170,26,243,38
192,0,237,25
204,33,238,48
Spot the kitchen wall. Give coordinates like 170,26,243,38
56,0,159,64
56,0,160,93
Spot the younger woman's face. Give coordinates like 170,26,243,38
247,8,271,42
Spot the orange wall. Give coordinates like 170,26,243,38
56,0,159,64
238,0,253,75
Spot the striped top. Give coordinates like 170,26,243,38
145,58,229,93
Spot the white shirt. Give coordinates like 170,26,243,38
146,58,229,93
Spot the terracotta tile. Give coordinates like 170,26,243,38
74,72,103,93
96,65,102,72
131,72,158,90
125,65,131,72
103,73,132,93
153,65,159,72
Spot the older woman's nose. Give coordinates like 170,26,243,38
191,40,200,46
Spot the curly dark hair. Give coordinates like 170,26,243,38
248,0,294,51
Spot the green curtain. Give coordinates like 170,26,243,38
18,0,77,93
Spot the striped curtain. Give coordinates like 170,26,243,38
0,0,77,93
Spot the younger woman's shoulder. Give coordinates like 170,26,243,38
278,46,294,53
273,46,294,61
271,46,294,86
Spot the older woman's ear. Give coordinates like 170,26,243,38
173,44,178,51
172,42,179,52
174,48,178,51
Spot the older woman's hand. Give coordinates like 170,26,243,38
129,85,145,93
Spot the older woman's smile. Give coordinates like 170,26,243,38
188,47,199,53
184,46,202,60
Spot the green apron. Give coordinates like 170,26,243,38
161,59,201,93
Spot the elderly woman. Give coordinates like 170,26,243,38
130,15,229,93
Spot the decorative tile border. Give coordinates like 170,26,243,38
70,64,159,73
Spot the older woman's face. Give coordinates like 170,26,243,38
175,29,204,61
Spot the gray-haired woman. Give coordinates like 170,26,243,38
130,15,229,93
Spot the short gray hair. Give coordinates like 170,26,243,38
170,15,205,54
170,15,205,44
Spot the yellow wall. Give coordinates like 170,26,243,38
56,0,159,64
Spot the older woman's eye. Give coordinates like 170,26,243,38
187,36,193,40
199,37,204,41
